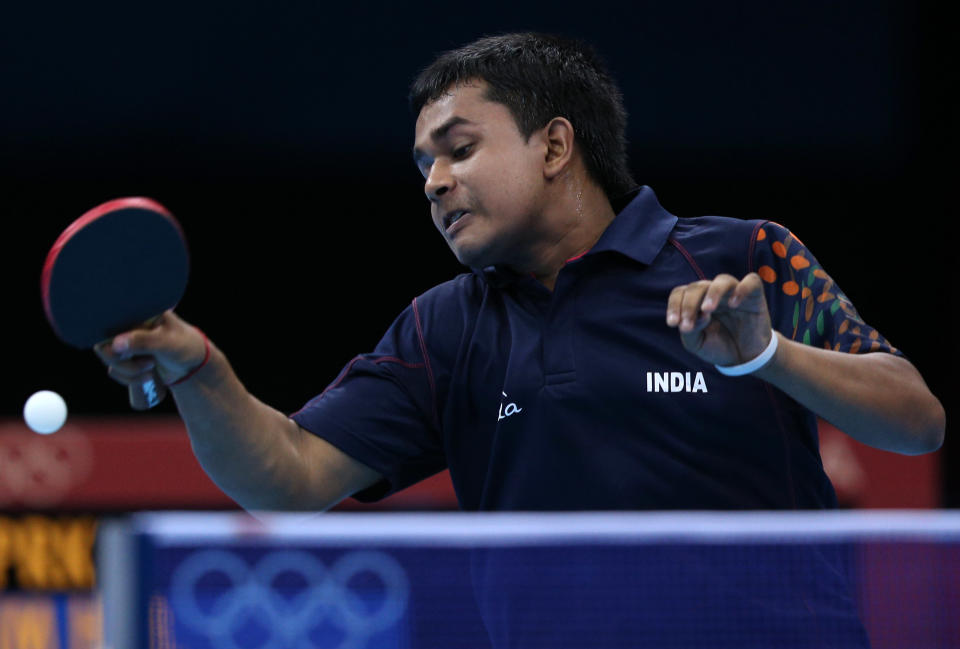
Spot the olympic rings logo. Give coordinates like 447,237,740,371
168,548,410,649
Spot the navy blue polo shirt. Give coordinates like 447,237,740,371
292,186,900,510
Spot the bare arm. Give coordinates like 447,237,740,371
667,273,945,454
95,311,382,511
755,335,943,454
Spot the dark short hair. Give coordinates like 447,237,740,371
410,32,637,199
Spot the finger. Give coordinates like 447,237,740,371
107,363,156,386
685,283,737,339
94,339,124,363
93,334,156,367
700,274,740,313
667,283,707,328
106,367,141,386
111,326,166,358
107,357,156,379
94,328,161,363
678,281,712,332
728,273,765,309
95,338,156,368
666,285,688,327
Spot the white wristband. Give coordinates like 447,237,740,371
714,330,779,376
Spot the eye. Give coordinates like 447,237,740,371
452,144,473,159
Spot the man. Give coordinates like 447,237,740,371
94,32,944,648
96,33,943,512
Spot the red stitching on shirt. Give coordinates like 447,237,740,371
322,356,424,396
668,238,706,280
374,357,425,369
289,355,426,417
565,249,590,263
318,355,364,399
412,297,440,429
747,221,767,274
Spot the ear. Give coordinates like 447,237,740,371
542,117,575,180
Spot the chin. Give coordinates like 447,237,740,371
448,228,510,269
453,249,482,268
450,243,490,269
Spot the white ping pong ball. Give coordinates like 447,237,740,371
23,390,68,434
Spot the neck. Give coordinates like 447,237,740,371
523,179,616,291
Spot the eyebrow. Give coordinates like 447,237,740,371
412,116,475,166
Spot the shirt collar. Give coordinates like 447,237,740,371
588,185,678,265
474,185,678,287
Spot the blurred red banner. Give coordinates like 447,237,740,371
0,417,457,511
818,419,941,508
0,416,939,511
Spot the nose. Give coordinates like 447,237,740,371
424,160,454,203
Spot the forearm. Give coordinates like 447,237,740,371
754,334,945,454
169,344,321,510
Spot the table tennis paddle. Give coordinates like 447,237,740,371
41,197,190,409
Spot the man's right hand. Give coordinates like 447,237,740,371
94,310,208,408
93,310,383,511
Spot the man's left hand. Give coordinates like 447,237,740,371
666,273,773,367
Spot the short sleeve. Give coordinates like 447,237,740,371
290,301,446,501
752,222,902,356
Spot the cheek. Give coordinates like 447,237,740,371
484,155,542,209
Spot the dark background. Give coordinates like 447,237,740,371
2,2,951,502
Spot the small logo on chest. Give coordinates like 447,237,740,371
646,371,709,393
498,392,524,421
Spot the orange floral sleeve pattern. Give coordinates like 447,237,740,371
753,222,901,356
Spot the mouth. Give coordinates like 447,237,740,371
442,209,470,232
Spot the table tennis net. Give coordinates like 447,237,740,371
99,511,960,649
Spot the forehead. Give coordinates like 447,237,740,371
414,81,516,144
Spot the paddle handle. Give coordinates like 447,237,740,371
123,315,168,410
129,371,167,410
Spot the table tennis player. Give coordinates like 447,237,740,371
95,32,943,517
93,32,946,647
